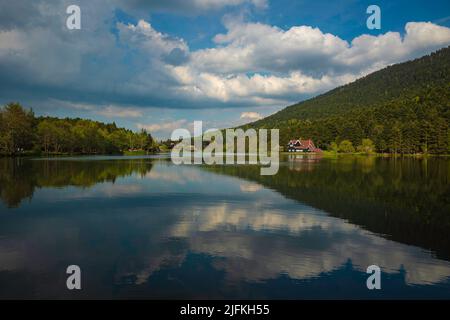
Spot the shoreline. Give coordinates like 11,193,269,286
2,151,450,159
0,151,164,158
280,151,450,157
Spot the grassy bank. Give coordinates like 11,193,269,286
320,151,450,157
0,150,163,158
280,151,450,158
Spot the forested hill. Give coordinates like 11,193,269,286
244,46,450,154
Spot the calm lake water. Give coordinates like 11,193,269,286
0,155,449,299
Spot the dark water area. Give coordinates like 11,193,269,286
0,155,449,299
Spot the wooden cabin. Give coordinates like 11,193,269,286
287,139,322,153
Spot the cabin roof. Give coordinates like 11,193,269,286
287,139,322,152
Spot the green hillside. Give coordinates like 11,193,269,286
242,46,450,154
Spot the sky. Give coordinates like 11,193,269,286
1,0,450,139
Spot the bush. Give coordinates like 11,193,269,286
357,138,375,154
339,140,355,153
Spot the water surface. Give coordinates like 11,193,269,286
0,155,449,299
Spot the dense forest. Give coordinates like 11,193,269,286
0,102,159,155
242,46,450,154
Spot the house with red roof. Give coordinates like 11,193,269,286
287,139,322,153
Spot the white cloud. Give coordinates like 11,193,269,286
169,64,361,105
137,119,188,133
118,20,188,56
339,22,450,71
191,21,450,77
96,106,144,119
240,111,262,120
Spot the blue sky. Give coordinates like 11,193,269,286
0,0,450,138
150,0,450,44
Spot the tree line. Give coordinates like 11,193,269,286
0,102,159,155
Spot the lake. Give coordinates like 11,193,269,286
0,154,449,299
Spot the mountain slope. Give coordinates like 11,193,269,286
243,46,450,153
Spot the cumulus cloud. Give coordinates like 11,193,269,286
118,20,188,56
240,111,262,120
190,21,450,76
169,65,357,103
